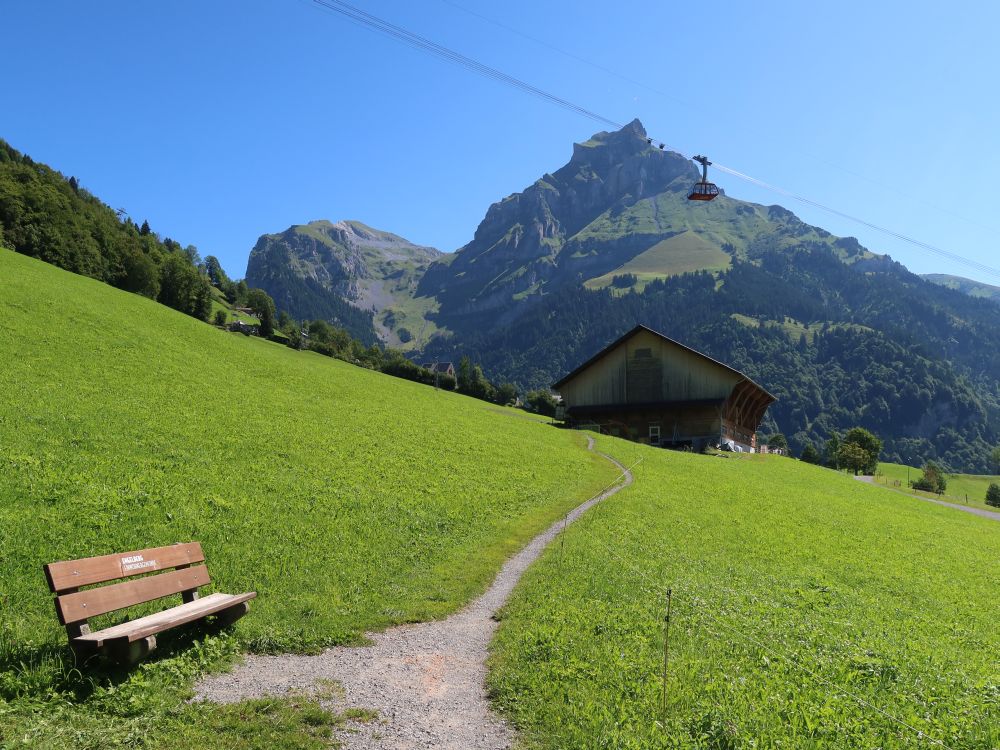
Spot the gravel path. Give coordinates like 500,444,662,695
195,437,632,748
854,475,1000,521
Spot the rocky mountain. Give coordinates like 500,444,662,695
418,119,876,331
245,220,442,346
245,121,1000,471
923,273,1000,304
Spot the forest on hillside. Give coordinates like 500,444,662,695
0,139,213,321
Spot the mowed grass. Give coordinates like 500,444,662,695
0,250,616,747
489,440,1000,749
877,462,1000,511
584,231,732,291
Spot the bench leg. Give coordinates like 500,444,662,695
106,635,157,666
213,601,250,628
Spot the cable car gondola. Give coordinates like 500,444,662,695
688,155,720,201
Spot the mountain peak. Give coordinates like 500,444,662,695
571,118,652,163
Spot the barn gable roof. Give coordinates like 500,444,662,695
552,324,776,403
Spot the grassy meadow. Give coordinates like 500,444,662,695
0,250,617,747
584,231,732,291
876,462,1000,511
489,441,1000,748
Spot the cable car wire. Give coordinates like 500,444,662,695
310,0,623,132
307,0,1000,280
438,0,999,238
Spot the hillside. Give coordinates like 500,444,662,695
245,219,442,347
3,249,998,748
0,138,213,322
923,273,1000,303
491,439,1000,748
0,249,614,748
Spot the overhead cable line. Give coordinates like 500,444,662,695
307,0,1000,280
311,0,622,131
439,0,998,239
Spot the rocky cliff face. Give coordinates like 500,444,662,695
418,119,698,317
245,220,441,344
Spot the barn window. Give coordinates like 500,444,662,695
649,424,661,444
634,347,652,359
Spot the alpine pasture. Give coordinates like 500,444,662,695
0,249,616,747
876,462,1000,511
489,438,1000,748
2,248,998,749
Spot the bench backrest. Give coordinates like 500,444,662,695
44,542,208,625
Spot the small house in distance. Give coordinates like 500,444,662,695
553,325,776,451
421,361,456,378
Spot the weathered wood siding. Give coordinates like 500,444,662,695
559,329,741,407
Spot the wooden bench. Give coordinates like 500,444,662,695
44,542,256,664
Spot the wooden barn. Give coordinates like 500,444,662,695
553,325,776,451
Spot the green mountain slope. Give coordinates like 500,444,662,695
922,273,1000,303
0,248,614,746
245,219,442,347
583,230,732,291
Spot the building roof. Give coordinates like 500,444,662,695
551,324,776,402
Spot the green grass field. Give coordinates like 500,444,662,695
584,231,732,291
0,250,616,747
489,440,1000,748
877,462,1000,511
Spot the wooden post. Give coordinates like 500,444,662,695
660,588,673,718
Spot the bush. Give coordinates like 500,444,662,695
986,483,1000,508
525,389,558,417
213,310,228,327
800,443,820,464
912,462,947,494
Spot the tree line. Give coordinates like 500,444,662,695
0,140,215,321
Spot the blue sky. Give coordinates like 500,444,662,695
5,0,999,282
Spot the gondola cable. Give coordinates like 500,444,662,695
307,0,1000,280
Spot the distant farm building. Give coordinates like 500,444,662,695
553,325,775,452
228,320,259,336
422,361,456,378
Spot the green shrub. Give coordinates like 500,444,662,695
986,483,1000,508
912,462,947,494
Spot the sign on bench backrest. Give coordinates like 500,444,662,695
44,542,209,627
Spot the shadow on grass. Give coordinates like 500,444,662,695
0,616,242,704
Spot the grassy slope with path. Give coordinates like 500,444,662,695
489,440,1000,748
877,462,999,510
0,249,616,748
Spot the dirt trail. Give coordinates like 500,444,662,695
854,475,1000,521
195,437,632,749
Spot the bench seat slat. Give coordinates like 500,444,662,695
45,543,205,592
74,591,257,646
57,566,211,624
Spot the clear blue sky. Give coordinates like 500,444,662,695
5,0,999,283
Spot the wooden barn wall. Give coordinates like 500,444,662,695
559,330,742,407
